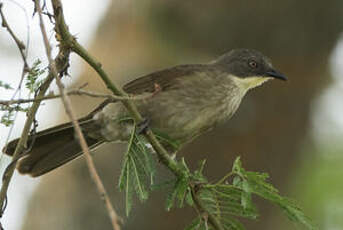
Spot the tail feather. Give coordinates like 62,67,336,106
3,118,103,177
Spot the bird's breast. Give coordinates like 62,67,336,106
138,77,246,142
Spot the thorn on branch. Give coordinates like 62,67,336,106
152,83,162,97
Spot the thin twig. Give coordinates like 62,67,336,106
0,2,29,70
0,2,32,155
0,89,154,106
215,172,233,186
34,1,121,229
0,43,69,218
0,1,71,217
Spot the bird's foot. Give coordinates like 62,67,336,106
137,118,150,134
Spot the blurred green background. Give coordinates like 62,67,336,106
4,0,343,229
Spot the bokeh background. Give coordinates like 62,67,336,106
0,0,343,229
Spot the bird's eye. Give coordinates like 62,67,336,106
249,61,258,69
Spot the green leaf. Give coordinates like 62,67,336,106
241,180,252,210
176,177,189,208
129,154,148,201
232,157,243,175
232,176,241,187
180,157,191,174
280,199,316,230
165,175,190,210
0,104,30,126
231,157,317,229
118,122,156,215
26,59,46,93
118,154,133,216
184,217,202,230
165,185,178,211
124,159,133,216
0,80,13,90
221,216,245,230
185,189,194,206
136,135,156,185
193,159,208,182
200,186,258,220
151,179,175,191
190,185,254,229
0,111,14,126
187,156,316,230
154,129,181,151
197,159,207,175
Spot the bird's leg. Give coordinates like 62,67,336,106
137,117,150,134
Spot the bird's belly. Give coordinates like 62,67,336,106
139,95,231,142
148,107,204,141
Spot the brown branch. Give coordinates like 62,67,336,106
34,1,121,229
0,89,154,106
0,3,71,218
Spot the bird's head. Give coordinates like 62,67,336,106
213,49,287,90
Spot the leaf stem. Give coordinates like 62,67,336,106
215,172,234,186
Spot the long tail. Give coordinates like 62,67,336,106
3,117,103,177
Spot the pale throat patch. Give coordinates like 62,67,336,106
231,75,272,91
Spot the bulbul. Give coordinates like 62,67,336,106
3,49,286,177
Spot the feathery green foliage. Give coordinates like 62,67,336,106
0,59,46,127
165,169,190,210
118,121,156,216
0,105,28,126
117,121,315,229
153,130,182,151
231,157,316,229
0,109,15,126
0,59,45,126
0,80,13,90
185,157,316,230
26,59,46,93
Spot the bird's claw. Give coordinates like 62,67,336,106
137,118,150,134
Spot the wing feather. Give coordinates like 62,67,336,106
123,64,207,94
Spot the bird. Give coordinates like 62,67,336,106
3,49,287,177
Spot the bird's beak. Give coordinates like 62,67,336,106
266,69,287,81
